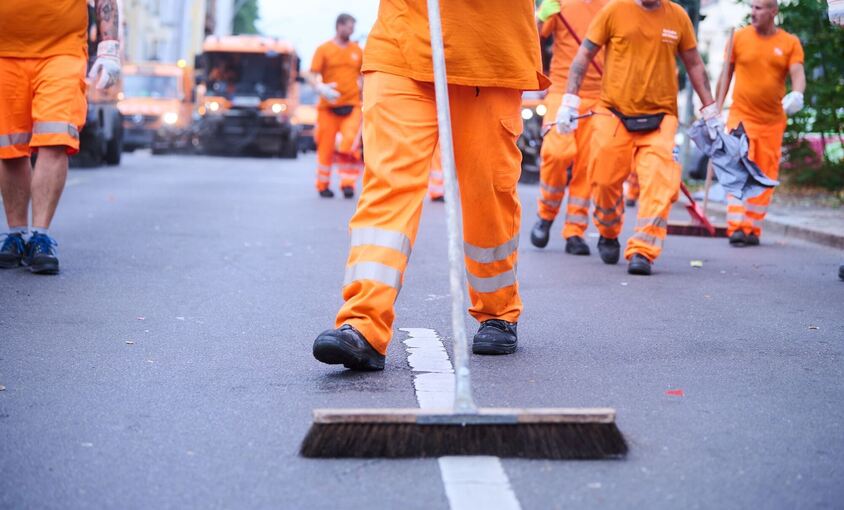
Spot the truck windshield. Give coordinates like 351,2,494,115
124,75,180,99
204,51,290,100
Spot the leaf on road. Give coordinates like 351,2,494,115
176,316,185,321
665,389,684,397
125,340,135,345
809,326,820,330
690,260,703,268
0,385,5,391
137,316,145,321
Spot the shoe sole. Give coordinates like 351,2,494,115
565,245,590,256
313,337,384,371
530,233,550,249
472,341,517,355
628,264,651,276
0,256,22,269
599,252,620,264
28,260,59,275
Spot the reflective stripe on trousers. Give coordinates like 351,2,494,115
464,235,519,293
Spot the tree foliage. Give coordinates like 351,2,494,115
233,0,260,35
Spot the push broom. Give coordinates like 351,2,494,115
300,0,627,460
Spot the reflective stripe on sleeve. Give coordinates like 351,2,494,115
464,235,519,264
344,261,402,289
350,227,412,258
32,122,78,139
0,132,32,147
466,269,517,293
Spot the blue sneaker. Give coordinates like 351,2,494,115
24,232,59,274
0,233,26,269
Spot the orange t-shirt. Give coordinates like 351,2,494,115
363,0,550,91
310,40,363,108
729,26,804,125
0,0,88,58
541,0,608,97
586,0,697,116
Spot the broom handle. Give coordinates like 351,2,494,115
426,0,477,414
702,28,734,217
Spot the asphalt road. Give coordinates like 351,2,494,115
1,151,842,509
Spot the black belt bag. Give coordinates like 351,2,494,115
609,108,665,133
329,105,354,117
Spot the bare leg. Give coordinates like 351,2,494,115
30,146,68,229
0,156,32,228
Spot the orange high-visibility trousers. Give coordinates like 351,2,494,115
335,72,524,354
315,105,362,191
624,169,640,203
537,93,595,239
428,143,444,200
725,117,785,236
588,107,681,262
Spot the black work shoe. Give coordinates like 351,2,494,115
0,233,26,269
342,186,355,199
627,253,652,276
24,233,59,275
472,319,518,355
745,233,760,246
530,218,553,248
729,230,746,247
319,188,335,198
564,236,591,256
597,236,620,265
839,265,844,281
312,324,385,371
625,198,637,208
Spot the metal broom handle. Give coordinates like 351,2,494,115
426,0,477,414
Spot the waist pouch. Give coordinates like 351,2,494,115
609,108,665,133
329,105,354,117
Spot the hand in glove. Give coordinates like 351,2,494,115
781,91,804,116
316,82,341,102
555,94,581,134
88,40,121,90
700,102,723,140
536,0,561,22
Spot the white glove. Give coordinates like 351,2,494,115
316,82,340,102
700,102,723,140
781,91,804,116
88,40,121,90
555,94,581,134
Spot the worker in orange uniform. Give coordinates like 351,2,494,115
312,1,550,370
530,0,607,256
0,0,120,274
308,13,363,199
560,0,721,275
428,144,444,202
722,0,805,247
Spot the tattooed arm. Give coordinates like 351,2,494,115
95,0,119,41
566,39,600,95
679,47,715,106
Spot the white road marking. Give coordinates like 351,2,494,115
400,328,521,510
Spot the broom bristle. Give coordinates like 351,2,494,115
300,421,627,459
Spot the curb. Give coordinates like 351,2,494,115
704,202,844,250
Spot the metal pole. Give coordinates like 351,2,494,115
425,0,477,414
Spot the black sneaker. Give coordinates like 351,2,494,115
342,186,355,199
745,233,760,246
24,233,59,274
312,324,385,371
627,253,652,276
729,230,746,247
597,236,620,265
472,319,517,355
564,236,590,256
530,218,553,248
319,188,335,198
0,233,26,269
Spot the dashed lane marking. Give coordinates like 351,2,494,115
400,327,521,510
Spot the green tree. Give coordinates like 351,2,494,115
233,0,260,35
778,0,844,189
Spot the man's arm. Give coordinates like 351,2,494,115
95,0,119,41
715,63,734,107
789,63,806,93
678,47,715,106
566,40,601,95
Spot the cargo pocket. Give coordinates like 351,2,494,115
495,115,524,192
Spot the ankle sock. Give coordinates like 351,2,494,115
7,226,27,236
30,227,49,236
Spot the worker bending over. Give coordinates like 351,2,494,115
560,0,721,275
530,0,607,256
0,0,120,274
312,0,549,370
308,13,363,199
722,0,805,247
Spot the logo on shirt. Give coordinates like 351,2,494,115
662,28,679,44
773,47,784,56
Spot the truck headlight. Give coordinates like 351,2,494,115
163,112,179,125
521,108,534,120
271,103,286,114
208,101,220,112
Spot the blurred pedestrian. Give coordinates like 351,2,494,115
560,0,721,275
721,0,805,247
0,0,120,274
308,13,363,199
312,1,549,370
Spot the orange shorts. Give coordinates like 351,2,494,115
0,54,88,159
